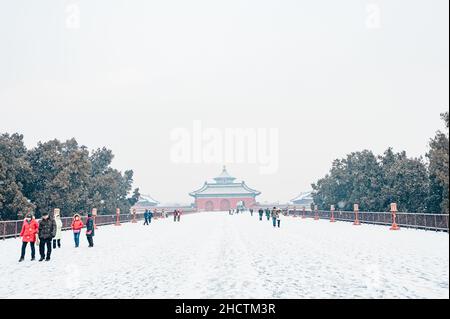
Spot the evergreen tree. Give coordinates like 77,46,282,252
427,112,449,213
0,133,35,220
0,136,140,220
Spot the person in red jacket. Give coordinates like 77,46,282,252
71,213,84,248
19,213,39,262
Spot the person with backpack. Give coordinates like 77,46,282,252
71,214,84,248
53,210,63,249
38,212,56,261
86,213,95,248
18,213,39,262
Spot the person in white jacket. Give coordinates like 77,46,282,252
276,209,282,228
53,211,63,249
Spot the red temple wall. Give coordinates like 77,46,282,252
195,197,257,211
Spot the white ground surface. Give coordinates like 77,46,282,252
0,212,448,299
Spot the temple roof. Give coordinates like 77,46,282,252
290,191,313,203
213,166,236,184
135,194,160,206
190,167,261,198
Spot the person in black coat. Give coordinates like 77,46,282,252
149,210,154,223
143,210,150,225
38,212,57,261
86,213,95,247
258,208,264,221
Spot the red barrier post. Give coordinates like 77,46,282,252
314,205,319,220
353,204,361,225
390,203,400,230
92,208,98,229
115,208,121,226
131,208,137,223
330,205,336,223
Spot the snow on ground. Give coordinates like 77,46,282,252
0,212,448,299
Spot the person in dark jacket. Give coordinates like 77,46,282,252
38,212,56,261
265,208,271,221
144,210,150,225
149,210,154,223
86,213,95,247
258,208,264,221
173,210,178,222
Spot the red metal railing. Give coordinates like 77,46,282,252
1,208,198,240
287,209,449,232
2,208,448,239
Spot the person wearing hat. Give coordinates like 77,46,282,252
85,212,95,247
38,212,57,261
18,213,39,262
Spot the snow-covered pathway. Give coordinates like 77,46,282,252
0,212,448,298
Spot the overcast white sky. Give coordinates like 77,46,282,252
0,0,448,204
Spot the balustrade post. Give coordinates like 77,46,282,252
132,208,137,223
330,205,336,223
314,205,319,220
353,204,361,225
390,203,400,230
115,208,121,226
92,208,98,229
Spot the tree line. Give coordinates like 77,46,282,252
312,112,449,214
0,135,140,220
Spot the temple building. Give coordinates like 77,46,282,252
134,194,160,211
189,166,261,211
290,191,314,206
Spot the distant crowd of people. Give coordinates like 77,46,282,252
143,208,183,225
256,207,285,228
229,206,286,228
18,211,95,262
18,206,286,262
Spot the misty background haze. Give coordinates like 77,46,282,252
0,0,448,204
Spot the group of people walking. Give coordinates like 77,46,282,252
228,208,244,215
173,210,182,222
143,209,154,225
18,211,95,262
258,207,283,228
143,209,182,225
228,206,284,228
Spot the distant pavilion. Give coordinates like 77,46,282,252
189,166,261,211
